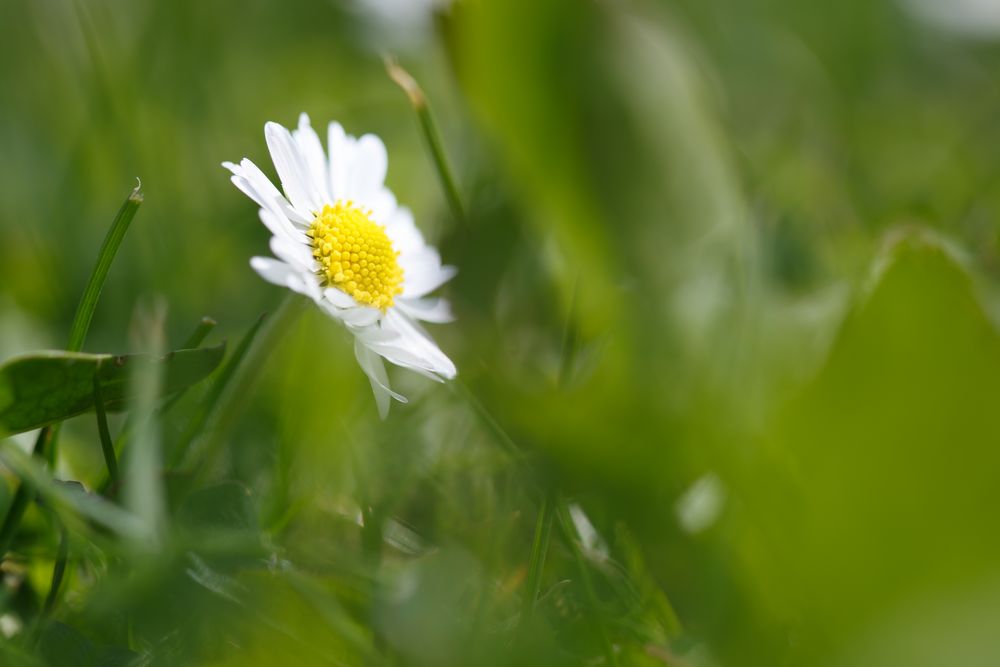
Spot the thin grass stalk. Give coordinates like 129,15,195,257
386,57,465,224
93,374,119,485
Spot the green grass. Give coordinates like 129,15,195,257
2,0,1000,665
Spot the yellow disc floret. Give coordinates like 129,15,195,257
307,201,404,310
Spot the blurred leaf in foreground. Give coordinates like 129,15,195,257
741,227,1000,664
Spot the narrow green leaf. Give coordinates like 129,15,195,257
170,314,267,469
386,57,465,224
180,316,218,349
0,442,150,541
66,184,143,353
0,344,225,436
92,374,118,484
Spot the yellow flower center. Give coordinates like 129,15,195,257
307,202,404,310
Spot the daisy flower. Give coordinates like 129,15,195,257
224,114,457,416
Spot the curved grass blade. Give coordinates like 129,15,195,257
66,183,143,353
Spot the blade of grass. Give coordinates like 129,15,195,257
0,427,54,556
97,315,221,498
93,374,119,486
66,182,144,353
124,300,167,548
520,487,556,629
169,312,269,469
0,442,150,541
180,316,218,349
0,183,142,558
183,294,305,485
386,57,465,224
41,516,69,617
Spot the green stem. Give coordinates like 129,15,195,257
386,57,465,224
0,428,55,556
93,374,119,486
42,518,69,616
520,488,556,628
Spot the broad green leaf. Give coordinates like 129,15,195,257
742,228,1000,663
0,343,225,436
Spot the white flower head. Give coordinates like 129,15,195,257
224,113,457,417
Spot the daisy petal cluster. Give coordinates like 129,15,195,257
224,113,457,416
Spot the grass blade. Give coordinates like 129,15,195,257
169,312,268,469
180,316,217,349
93,374,119,485
66,183,143,353
386,57,465,224
520,488,556,629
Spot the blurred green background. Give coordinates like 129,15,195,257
3,0,1000,665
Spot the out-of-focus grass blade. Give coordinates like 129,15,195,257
0,441,150,542
170,313,268,469
0,344,226,437
125,302,167,547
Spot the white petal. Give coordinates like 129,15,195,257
341,307,382,328
367,188,398,225
269,235,314,271
396,297,454,323
354,338,407,419
328,122,351,201
403,264,457,298
366,309,457,379
274,197,313,229
249,257,320,300
292,113,332,202
384,206,426,254
348,133,388,203
249,256,296,286
259,209,306,243
321,287,356,309
224,159,301,241
265,121,323,215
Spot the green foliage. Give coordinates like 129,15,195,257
2,0,1000,665
0,345,225,437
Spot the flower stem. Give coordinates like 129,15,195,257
386,57,465,224
42,517,69,616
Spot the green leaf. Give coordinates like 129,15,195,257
748,228,1000,661
0,343,225,436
